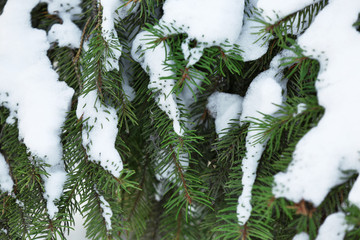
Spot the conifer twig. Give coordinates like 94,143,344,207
73,17,92,91
170,146,192,205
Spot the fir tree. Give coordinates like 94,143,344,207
0,0,359,240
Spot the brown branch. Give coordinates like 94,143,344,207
170,145,192,205
125,0,140,6
176,210,182,240
2,195,9,216
154,36,170,45
265,1,321,33
287,199,316,217
241,223,248,240
218,47,227,60
265,12,296,33
267,196,276,208
179,67,190,88
96,58,104,98
73,17,92,65
73,17,92,91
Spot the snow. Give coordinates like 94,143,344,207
207,92,243,137
132,31,183,135
240,78,282,122
15,199,24,208
74,0,140,177
131,0,245,134
295,103,307,116
315,212,351,240
61,195,90,240
1,0,358,233
43,167,68,217
100,0,123,71
44,0,82,17
48,20,82,48
237,52,288,225
76,90,123,178
97,193,113,231
45,0,82,48
293,232,309,240
66,210,89,240
131,30,204,134
257,0,321,24
0,153,14,193
160,0,244,66
273,0,360,209
237,76,282,225
349,176,360,209
99,0,139,71
0,0,74,218
99,195,113,231
235,0,269,61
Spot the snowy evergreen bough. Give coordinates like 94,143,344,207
0,0,360,239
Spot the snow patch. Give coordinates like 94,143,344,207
160,0,245,66
75,1,140,177
237,52,288,225
349,176,360,209
235,0,269,61
315,212,351,240
237,76,282,225
45,0,82,48
0,0,74,218
293,232,309,240
0,153,13,193
295,103,307,116
44,167,68,217
132,31,183,135
131,0,248,134
100,0,139,71
48,19,82,48
207,92,243,137
76,90,123,177
273,0,360,208
257,0,322,24
66,210,89,240
100,0,122,71
95,190,113,231
15,199,24,208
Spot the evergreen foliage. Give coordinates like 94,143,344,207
0,0,359,239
